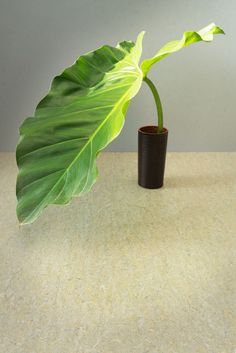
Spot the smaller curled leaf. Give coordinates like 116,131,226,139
141,23,225,77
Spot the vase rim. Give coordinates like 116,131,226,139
138,126,168,135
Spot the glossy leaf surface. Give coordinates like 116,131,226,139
16,32,144,224
141,23,224,77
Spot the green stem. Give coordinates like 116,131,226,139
143,76,163,133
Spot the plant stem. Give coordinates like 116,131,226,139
143,76,163,133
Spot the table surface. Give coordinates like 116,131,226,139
0,152,236,353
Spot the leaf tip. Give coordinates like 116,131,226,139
136,30,145,43
216,27,225,35
198,23,225,39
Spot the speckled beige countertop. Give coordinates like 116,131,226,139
0,152,236,353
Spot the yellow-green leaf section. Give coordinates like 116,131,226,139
16,31,145,224
141,23,224,77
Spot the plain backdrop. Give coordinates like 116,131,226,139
0,0,235,152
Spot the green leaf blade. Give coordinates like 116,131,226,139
141,23,224,77
16,32,145,224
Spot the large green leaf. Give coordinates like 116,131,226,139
141,23,224,77
16,32,145,224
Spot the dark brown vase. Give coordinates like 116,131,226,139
138,126,168,189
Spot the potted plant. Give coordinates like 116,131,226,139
16,23,224,224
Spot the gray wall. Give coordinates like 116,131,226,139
0,0,235,152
